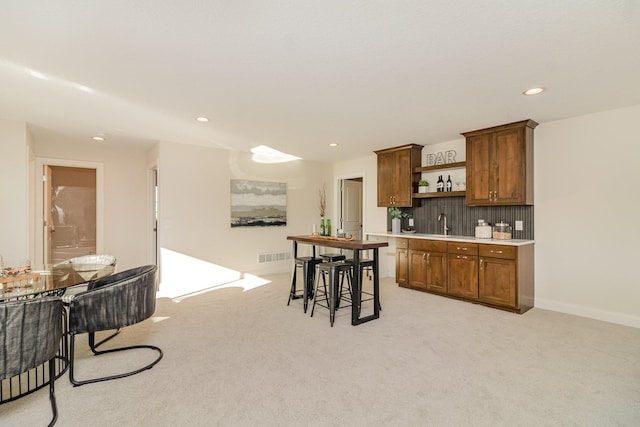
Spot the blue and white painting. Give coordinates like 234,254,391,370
230,180,287,227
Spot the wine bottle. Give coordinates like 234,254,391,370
446,175,452,192
437,175,443,192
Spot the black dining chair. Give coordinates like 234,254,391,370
67,265,162,386
0,297,64,426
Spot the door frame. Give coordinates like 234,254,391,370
147,163,159,267
334,172,366,239
35,158,104,266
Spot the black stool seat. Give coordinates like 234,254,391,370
320,253,346,262
311,261,353,326
288,256,323,313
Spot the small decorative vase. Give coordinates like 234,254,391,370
392,218,401,234
418,186,429,193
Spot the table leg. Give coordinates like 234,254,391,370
329,266,336,327
352,248,380,325
351,249,361,325
373,248,380,317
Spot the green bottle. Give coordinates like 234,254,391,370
326,219,332,236
320,218,325,236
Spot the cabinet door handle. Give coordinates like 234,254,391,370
457,255,468,259
423,253,426,261
480,258,484,269
426,253,430,266
457,247,468,251
491,250,503,254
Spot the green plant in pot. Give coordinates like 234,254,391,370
388,207,403,234
418,179,429,193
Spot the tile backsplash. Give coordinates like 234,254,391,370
388,196,534,240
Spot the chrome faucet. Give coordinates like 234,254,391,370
438,213,450,236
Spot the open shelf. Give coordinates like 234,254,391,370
413,191,466,199
414,161,466,173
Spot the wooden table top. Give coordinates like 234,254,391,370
287,235,388,250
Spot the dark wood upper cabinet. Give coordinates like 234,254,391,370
463,120,538,206
375,144,423,207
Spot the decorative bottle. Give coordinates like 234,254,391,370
446,175,452,192
326,219,332,237
320,218,326,236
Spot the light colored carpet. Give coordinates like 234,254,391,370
2,273,639,427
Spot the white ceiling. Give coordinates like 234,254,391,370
1,1,639,162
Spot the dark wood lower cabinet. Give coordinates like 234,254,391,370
425,251,447,293
447,254,478,299
397,238,534,314
405,239,448,292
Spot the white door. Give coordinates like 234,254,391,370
340,179,363,240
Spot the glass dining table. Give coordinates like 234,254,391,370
0,261,115,404
0,262,115,301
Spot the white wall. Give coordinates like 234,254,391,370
535,105,640,327
157,142,333,293
333,154,396,275
0,119,29,259
34,140,150,271
334,104,640,328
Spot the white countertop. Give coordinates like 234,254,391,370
366,231,534,246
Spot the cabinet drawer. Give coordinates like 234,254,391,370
409,239,447,252
447,242,478,256
479,244,516,260
396,238,408,249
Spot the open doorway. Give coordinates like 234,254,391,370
36,159,103,266
339,177,363,240
46,166,96,264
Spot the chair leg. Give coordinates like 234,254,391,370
69,332,163,387
310,269,321,317
48,359,58,427
287,262,297,305
88,330,121,354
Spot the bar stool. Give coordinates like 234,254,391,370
319,253,345,262
288,256,323,313
311,260,353,327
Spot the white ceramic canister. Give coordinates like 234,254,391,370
475,219,492,239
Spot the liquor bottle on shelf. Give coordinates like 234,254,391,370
446,175,452,192
437,175,444,192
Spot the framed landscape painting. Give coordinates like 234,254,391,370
230,180,287,227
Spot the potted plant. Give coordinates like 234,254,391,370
418,179,429,193
388,207,403,234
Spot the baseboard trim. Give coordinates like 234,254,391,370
535,298,640,329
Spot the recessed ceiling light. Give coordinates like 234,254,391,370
523,87,545,96
92,135,105,142
196,117,209,122
329,143,339,147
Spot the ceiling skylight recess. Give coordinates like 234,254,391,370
250,145,301,163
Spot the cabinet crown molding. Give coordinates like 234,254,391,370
461,119,538,137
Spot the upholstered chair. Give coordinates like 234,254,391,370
0,297,64,426
67,265,162,386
